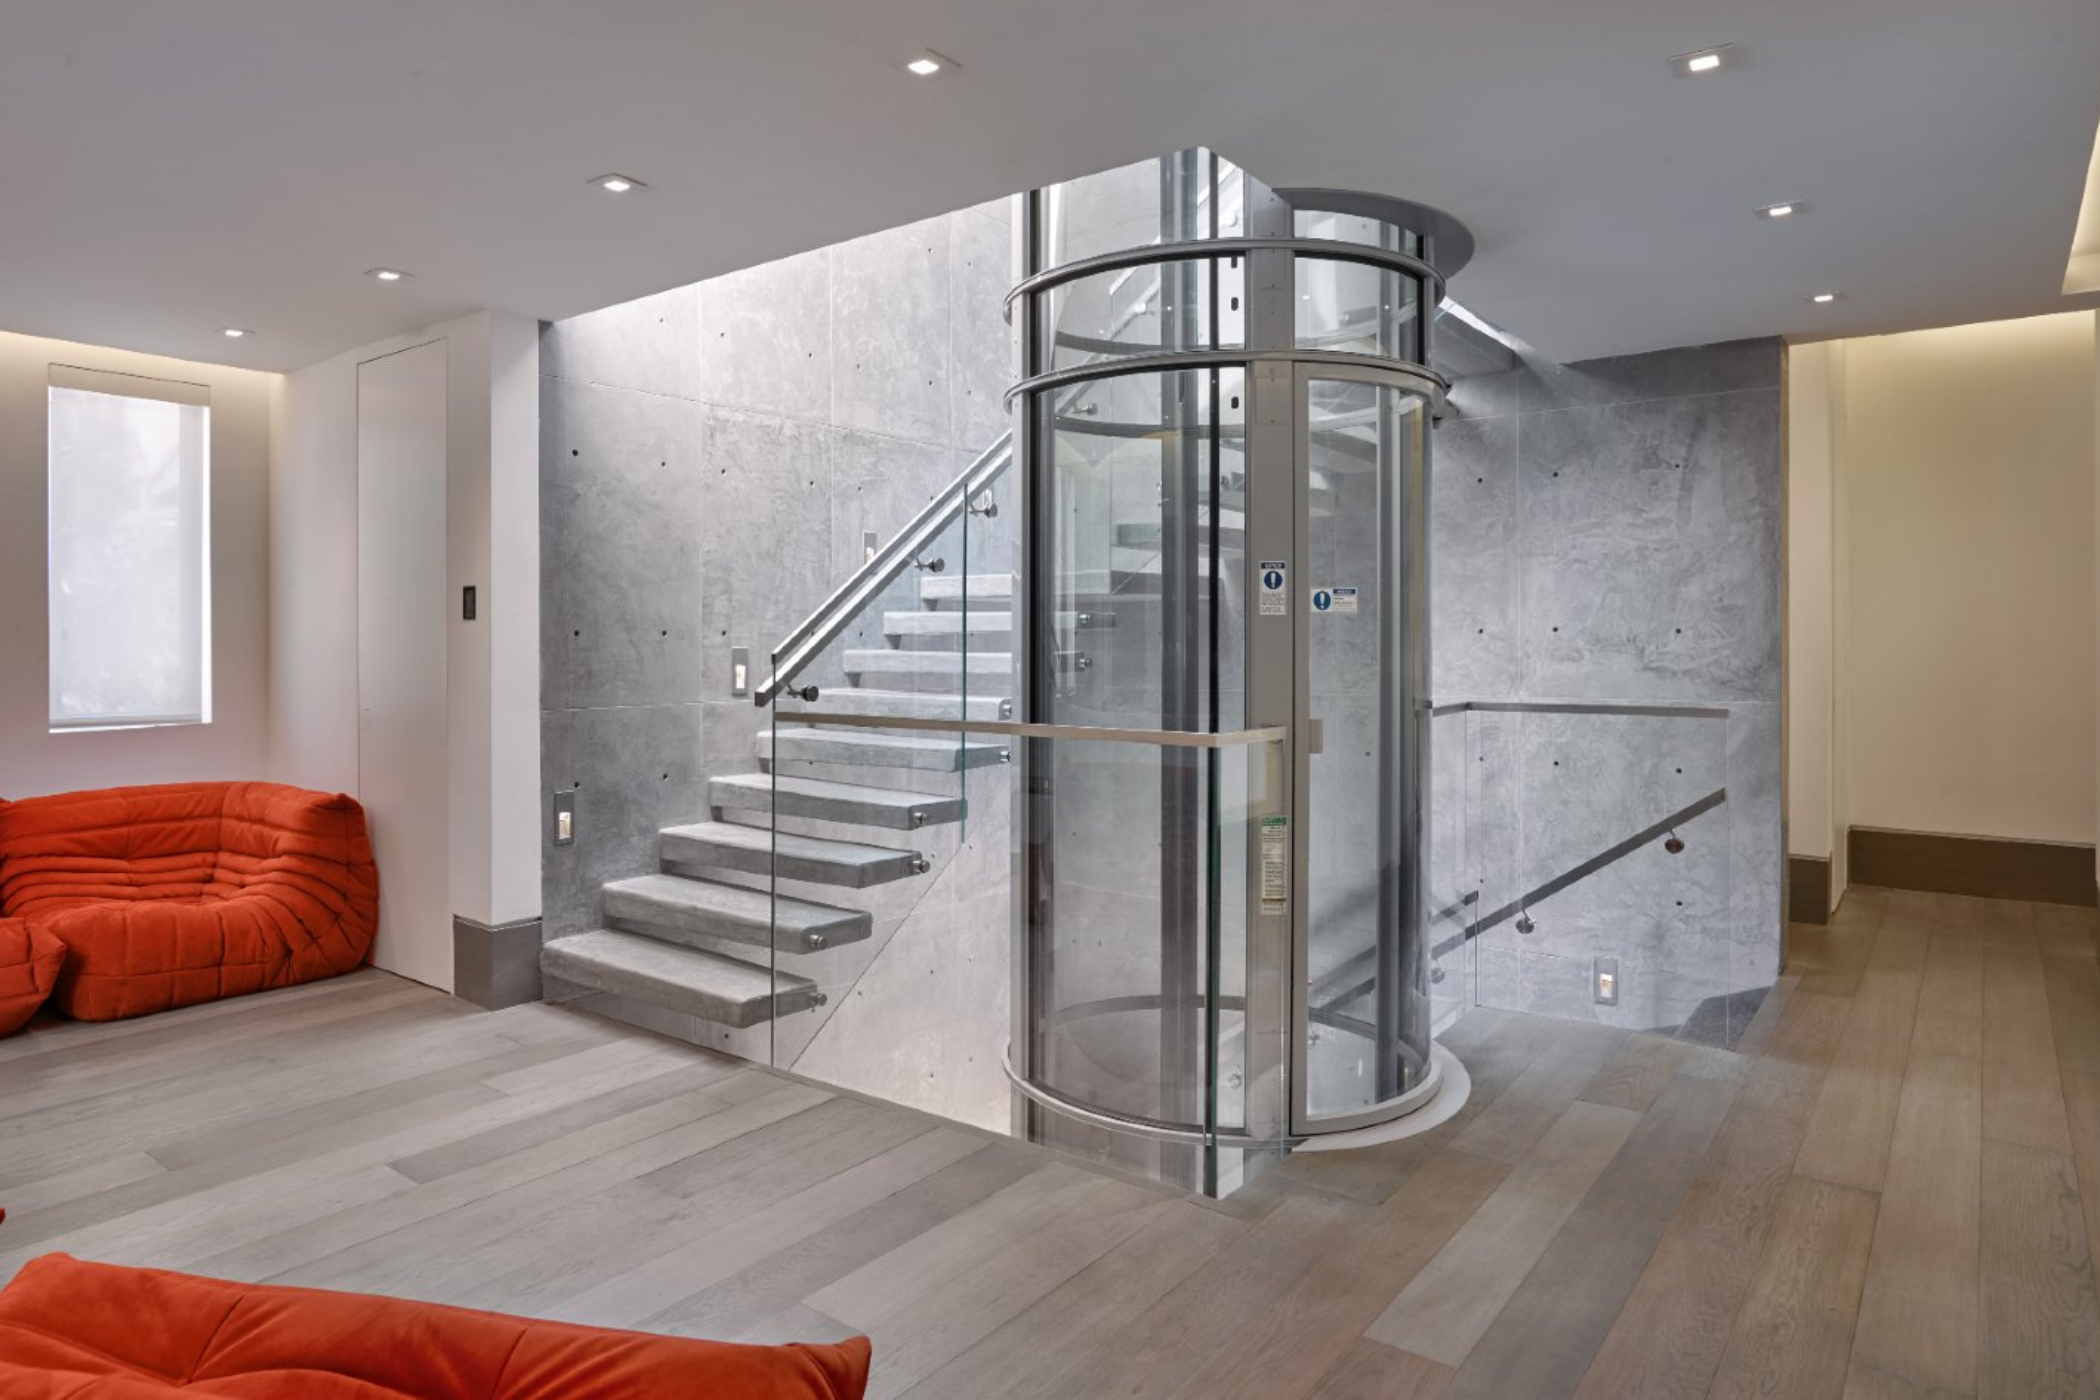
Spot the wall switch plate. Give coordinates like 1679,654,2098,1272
461,585,477,621
552,790,576,846
730,646,750,697
863,530,879,564
1594,956,1619,1006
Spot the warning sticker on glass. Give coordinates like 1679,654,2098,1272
1311,587,1358,615
1259,815,1289,913
1258,561,1289,617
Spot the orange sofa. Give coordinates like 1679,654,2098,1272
0,782,379,1022
0,1253,871,1398
0,919,65,1036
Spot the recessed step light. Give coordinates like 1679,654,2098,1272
1756,201,1806,220
366,267,410,282
590,173,647,194
1670,43,1738,77
903,50,957,77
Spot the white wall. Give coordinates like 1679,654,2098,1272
1836,312,2098,846
272,310,540,989
1786,343,1838,870
0,330,274,798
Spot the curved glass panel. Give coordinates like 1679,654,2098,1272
1296,256,1422,360
1020,363,1253,1185
1302,379,1432,1120
1040,149,1244,270
1039,257,1246,371
1293,207,1422,256
1031,367,1242,731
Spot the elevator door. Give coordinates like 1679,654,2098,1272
1295,370,1433,1129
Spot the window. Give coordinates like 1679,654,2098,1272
47,366,211,730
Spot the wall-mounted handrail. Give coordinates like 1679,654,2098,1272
755,433,1012,707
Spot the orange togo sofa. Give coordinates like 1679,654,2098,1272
0,781,379,1023
0,1253,871,1398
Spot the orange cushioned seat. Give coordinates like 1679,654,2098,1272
0,918,65,1036
0,1253,871,1398
0,782,380,1022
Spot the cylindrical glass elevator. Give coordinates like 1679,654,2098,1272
1005,152,1471,1189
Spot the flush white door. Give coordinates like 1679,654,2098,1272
357,339,452,990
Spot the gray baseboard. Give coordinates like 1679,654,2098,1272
1848,826,2098,908
1789,856,1830,925
454,915,546,1010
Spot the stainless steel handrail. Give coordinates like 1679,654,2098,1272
755,433,1012,706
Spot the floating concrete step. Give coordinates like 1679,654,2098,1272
1111,546,1218,576
711,772,967,831
918,573,1014,605
602,872,871,954
660,820,928,889
1113,509,1245,550
882,609,1112,643
789,688,1012,722
1222,484,1334,517
844,649,1013,687
884,610,1015,644
761,727,1009,773
542,930,818,1029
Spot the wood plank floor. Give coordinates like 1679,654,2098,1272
5,885,2100,1398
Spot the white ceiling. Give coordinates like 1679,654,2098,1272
3,0,2097,371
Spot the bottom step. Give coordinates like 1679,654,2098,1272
542,930,820,1029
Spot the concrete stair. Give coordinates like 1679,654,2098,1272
536,493,1079,1039
843,648,1013,688
761,727,1009,773
602,871,872,953
918,573,1013,605
709,772,966,830
660,819,928,888
882,609,1112,644
884,610,1015,646
789,687,1012,722
543,929,820,1028
1113,507,1245,550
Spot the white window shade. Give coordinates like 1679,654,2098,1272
47,366,212,731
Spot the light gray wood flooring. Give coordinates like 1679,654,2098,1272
4,884,2098,1398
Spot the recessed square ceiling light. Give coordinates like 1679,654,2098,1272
366,267,410,282
1809,292,1840,304
903,50,957,77
1756,201,1805,220
221,327,250,339
590,173,646,194
1669,43,1738,77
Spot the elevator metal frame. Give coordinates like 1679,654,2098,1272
1005,153,1476,1175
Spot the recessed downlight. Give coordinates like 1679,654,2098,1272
220,327,250,339
1669,43,1738,77
590,173,646,194
1809,292,1840,304
366,267,410,282
903,50,957,77
1756,201,1805,220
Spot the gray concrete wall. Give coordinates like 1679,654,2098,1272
1431,338,1785,1046
539,186,1783,1119
539,199,1013,945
